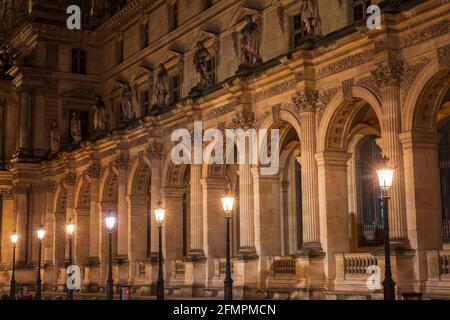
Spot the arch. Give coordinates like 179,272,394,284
318,88,383,152
99,166,119,203
403,59,450,132
161,145,188,188
127,155,152,195
259,107,302,141
74,175,91,209
53,183,67,214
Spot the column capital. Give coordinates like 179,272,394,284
147,142,164,160
371,61,404,89
291,89,319,113
116,153,130,169
231,111,256,130
399,131,442,150
200,177,227,189
315,150,351,167
86,162,102,179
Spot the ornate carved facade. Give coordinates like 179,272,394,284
0,0,450,300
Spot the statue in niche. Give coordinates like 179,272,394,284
120,82,134,121
93,95,106,131
154,64,169,106
193,41,213,89
240,15,262,65
300,0,322,37
71,112,82,145
50,121,61,154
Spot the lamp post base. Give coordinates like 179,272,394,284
9,280,16,300
383,277,396,300
156,279,165,300
224,278,233,300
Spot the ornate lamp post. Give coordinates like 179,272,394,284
9,231,18,300
66,220,75,300
221,194,234,301
377,168,396,300
35,226,46,300
154,201,165,301
105,213,116,300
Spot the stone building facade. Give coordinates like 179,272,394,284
0,0,449,299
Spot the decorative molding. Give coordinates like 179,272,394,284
438,44,450,69
355,75,381,100
204,102,236,120
371,62,404,88
64,173,77,187
317,50,373,79
147,143,164,160
342,79,354,100
87,163,102,179
231,111,256,130
116,154,130,169
401,56,433,102
401,19,450,48
316,86,340,125
254,78,296,102
291,90,319,113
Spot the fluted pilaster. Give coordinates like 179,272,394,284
189,164,203,255
239,162,255,252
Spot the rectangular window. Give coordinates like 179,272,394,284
292,14,306,47
71,48,86,74
141,23,149,49
141,90,150,115
353,0,372,22
170,75,181,104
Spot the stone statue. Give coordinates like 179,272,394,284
240,15,262,65
193,41,213,89
154,64,169,106
121,82,134,121
300,0,322,37
50,121,61,154
71,112,82,145
93,95,106,131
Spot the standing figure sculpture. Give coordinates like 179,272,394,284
93,95,106,131
50,121,61,154
193,41,213,89
300,0,322,37
154,64,169,106
121,82,134,121
71,112,83,145
240,15,262,65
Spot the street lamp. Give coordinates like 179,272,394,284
154,201,165,300
105,213,116,300
222,194,234,301
36,226,46,300
377,168,396,300
9,231,18,300
66,220,75,300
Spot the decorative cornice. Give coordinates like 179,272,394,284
204,101,236,121
254,78,296,102
317,50,373,79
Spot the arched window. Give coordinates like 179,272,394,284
438,119,450,243
356,136,383,246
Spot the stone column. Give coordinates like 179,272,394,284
161,187,185,278
292,91,321,250
316,151,351,287
14,184,29,264
280,180,289,254
43,182,56,265
74,208,90,265
238,162,256,254
87,164,101,264
201,177,227,284
17,89,31,154
148,143,164,256
400,131,442,289
127,195,147,282
189,164,203,256
116,154,130,260
372,63,408,243
64,173,76,262
0,190,14,264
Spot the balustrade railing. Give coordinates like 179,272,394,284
270,257,296,276
343,254,378,276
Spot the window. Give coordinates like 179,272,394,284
141,23,149,49
117,39,124,64
292,14,307,47
172,1,179,30
71,48,86,74
356,136,383,246
439,120,450,243
170,75,181,104
141,90,150,115
353,0,372,23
